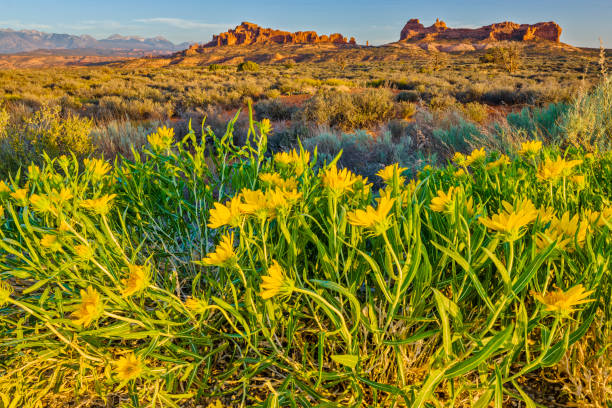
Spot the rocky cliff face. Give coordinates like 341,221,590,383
204,22,356,47
400,19,562,43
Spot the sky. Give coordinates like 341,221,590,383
2,0,612,47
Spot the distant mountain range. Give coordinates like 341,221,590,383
0,28,190,54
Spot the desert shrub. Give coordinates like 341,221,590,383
396,90,419,102
237,61,260,72
562,77,612,151
267,121,311,152
481,43,523,72
432,119,484,153
91,120,162,159
462,101,489,124
0,105,93,177
428,94,457,111
208,64,223,72
302,88,394,130
254,98,299,121
395,101,417,120
507,102,569,143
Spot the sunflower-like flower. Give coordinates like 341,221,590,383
40,234,63,252
584,207,612,228
274,149,311,176
259,172,284,187
347,195,396,236
147,126,174,151
376,163,407,184
84,158,112,181
452,152,467,166
80,194,117,216
531,284,594,316
479,199,539,242
536,212,587,251
74,244,95,261
537,157,583,182
322,165,358,195
519,140,542,156
0,181,10,195
121,264,150,297
71,286,104,327
238,189,270,219
260,261,294,300
465,148,486,166
201,233,237,267
208,196,242,229
115,352,144,381
184,296,208,314
430,186,458,213
569,174,586,189
30,194,54,214
10,188,28,206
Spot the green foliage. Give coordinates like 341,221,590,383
0,105,94,177
481,43,524,72
302,88,395,130
208,63,223,71
507,102,569,143
563,77,612,151
237,60,260,72
432,119,485,153
0,113,609,407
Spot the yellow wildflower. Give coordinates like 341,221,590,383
10,188,28,205
274,151,294,167
185,297,208,314
30,194,54,214
115,352,144,381
259,172,284,187
537,212,587,251
454,168,468,178
260,260,294,300
570,174,586,189
584,207,612,228
239,189,270,218
347,195,396,235
71,286,104,327
430,186,458,213
0,181,10,195
208,196,242,229
532,285,594,316
537,206,557,223
201,234,236,267
148,126,174,151
537,157,582,182
465,148,486,166
0,205,4,220
452,152,467,166
121,264,150,297
322,165,358,195
376,163,407,183
84,158,112,181
80,194,117,216
74,244,95,261
479,199,538,242
519,140,542,156
40,234,62,252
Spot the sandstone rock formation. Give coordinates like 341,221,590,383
400,19,562,43
204,22,355,47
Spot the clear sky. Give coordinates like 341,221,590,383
2,0,611,47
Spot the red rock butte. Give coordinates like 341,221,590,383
400,19,562,43
202,22,356,47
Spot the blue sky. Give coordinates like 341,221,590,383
2,0,611,47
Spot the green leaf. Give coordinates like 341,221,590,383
445,324,513,379
331,354,358,369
